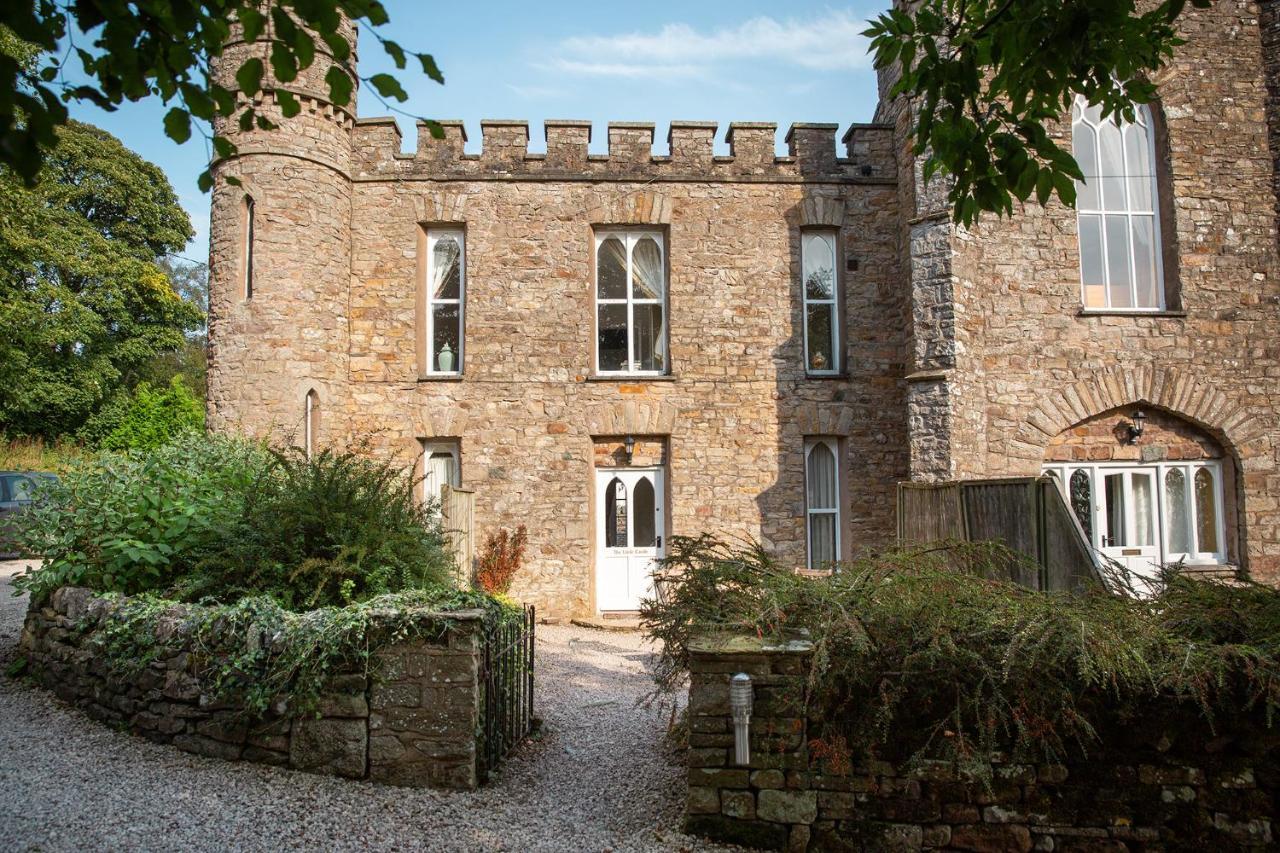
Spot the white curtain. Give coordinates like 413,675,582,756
424,451,458,502
431,237,460,299
1132,473,1154,546
632,237,663,299
1165,468,1191,554
1194,468,1218,553
806,442,837,510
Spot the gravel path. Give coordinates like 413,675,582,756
0,562,731,852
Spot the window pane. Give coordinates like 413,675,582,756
597,237,627,299
597,304,628,371
1069,469,1093,543
632,303,665,372
633,476,656,547
1165,468,1191,554
809,513,837,567
1131,216,1158,308
806,304,835,372
1079,213,1105,286
807,442,837,510
1073,121,1100,210
1132,472,1155,546
1124,121,1153,212
1194,468,1219,554
424,451,458,501
632,237,664,300
1104,472,1127,546
432,236,461,300
605,478,627,548
1105,215,1133,308
803,233,835,299
431,303,460,371
1098,120,1127,211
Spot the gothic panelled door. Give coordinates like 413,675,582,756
595,468,665,612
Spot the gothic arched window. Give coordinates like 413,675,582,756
1072,98,1165,311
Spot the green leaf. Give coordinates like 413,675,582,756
163,107,191,143
236,58,265,96
276,90,301,118
383,39,407,70
368,73,408,102
325,66,354,107
239,7,266,42
416,53,444,84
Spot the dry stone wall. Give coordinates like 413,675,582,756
19,587,485,790
686,637,1278,852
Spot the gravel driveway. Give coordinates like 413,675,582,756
0,561,731,852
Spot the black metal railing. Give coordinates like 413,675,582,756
479,604,535,781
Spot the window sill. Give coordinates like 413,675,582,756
1077,308,1186,318
585,374,677,382
418,374,465,383
803,372,849,381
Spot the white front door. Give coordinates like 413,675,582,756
1097,467,1162,584
595,468,665,612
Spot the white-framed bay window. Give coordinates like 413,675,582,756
1044,460,1226,568
1072,98,1166,310
426,229,465,375
801,230,840,374
422,440,461,504
594,230,667,375
804,437,842,570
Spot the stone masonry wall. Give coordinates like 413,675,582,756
19,587,484,790
887,1,1280,582
686,637,1278,852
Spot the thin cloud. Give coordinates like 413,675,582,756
554,10,871,78
507,83,567,99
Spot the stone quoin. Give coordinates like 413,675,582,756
206,2,1280,618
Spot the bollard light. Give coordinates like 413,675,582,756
730,672,753,766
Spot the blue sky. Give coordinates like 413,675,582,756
66,1,886,262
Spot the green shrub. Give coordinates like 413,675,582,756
642,535,1280,773
180,446,455,609
15,436,456,610
84,376,205,451
13,434,267,601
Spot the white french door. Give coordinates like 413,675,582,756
1044,461,1227,587
595,468,665,612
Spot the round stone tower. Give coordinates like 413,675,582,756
205,15,355,448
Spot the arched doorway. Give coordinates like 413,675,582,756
1042,406,1233,580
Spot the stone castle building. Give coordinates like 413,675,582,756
207,3,1280,618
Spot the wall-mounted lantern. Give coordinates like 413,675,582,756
623,435,635,464
730,672,753,766
1126,409,1147,444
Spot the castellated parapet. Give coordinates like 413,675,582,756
350,118,896,182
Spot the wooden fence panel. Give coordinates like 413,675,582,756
1039,479,1105,592
441,485,476,584
897,483,965,543
897,476,1102,592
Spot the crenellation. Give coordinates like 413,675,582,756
725,122,778,171
668,121,717,166
785,123,839,175
841,123,895,178
607,122,656,164
544,120,591,169
417,119,467,164
479,120,530,166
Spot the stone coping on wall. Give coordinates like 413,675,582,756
19,587,486,790
686,634,1277,851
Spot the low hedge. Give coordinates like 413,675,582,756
642,535,1280,774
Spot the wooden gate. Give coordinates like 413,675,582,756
440,484,476,584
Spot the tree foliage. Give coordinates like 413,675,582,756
864,0,1211,225
0,2,443,190
0,118,203,439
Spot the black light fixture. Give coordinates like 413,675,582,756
1127,409,1147,444
623,435,635,464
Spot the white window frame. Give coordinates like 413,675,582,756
801,230,841,376
1072,98,1166,311
421,441,461,504
593,229,668,377
804,437,842,570
425,228,466,376
1043,460,1226,565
